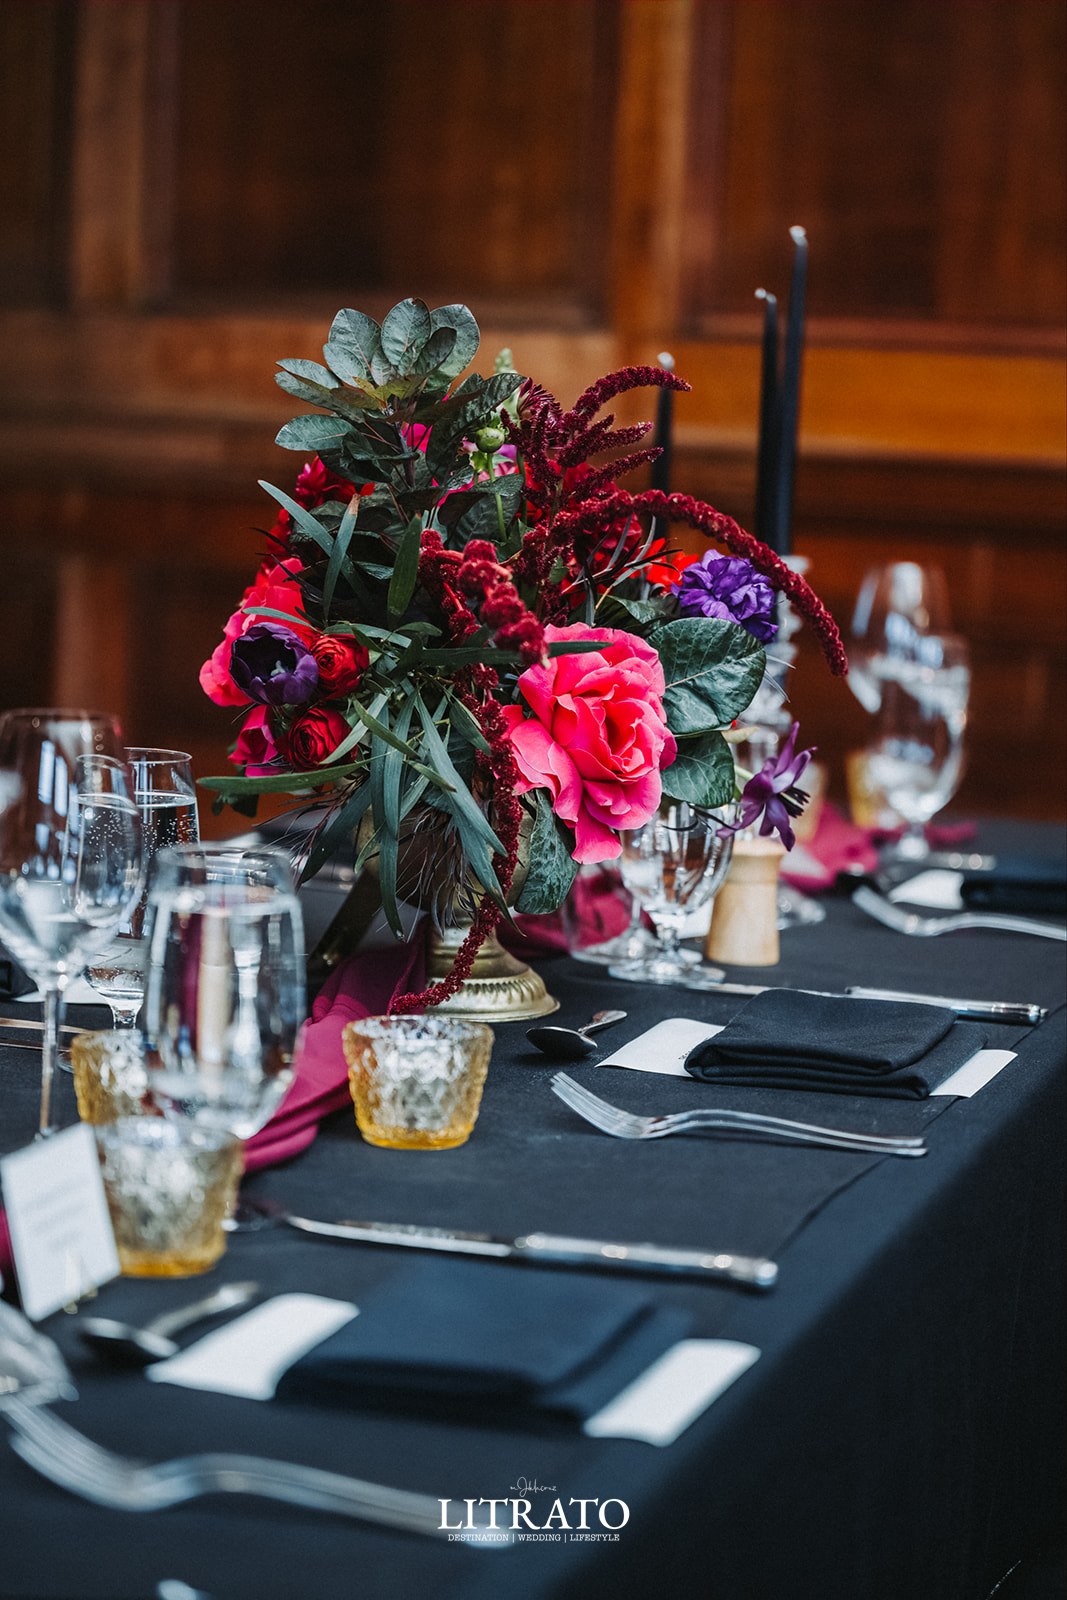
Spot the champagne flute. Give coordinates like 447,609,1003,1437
609,801,735,989
142,843,305,1140
0,712,143,1136
863,633,970,862
85,749,200,1028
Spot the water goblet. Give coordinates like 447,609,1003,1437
85,748,200,1028
862,633,970,862
848,562,952,716
141,843,305,1139
609,801,735,990
0,712,143,1136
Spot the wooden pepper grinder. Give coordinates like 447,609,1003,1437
705,837,785,967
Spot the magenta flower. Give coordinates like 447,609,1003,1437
719,723,814,851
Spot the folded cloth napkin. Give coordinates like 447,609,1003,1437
684,989,987,1099
243,939,424,1173
275,1255,689,1426
960,857,1067,918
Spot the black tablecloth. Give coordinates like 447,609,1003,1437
0,821,1064,1600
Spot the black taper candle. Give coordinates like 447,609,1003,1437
650,350,675,495
775,225,808,559
753,288,780,550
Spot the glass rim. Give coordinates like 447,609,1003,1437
347,1014,494,1043
124,747,194,765
94,1116,240,1154
0,706,122,727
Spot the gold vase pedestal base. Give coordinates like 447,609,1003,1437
425,925,559,1022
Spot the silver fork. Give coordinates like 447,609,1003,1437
551,1073,927,1157
852,885,1066,941
3,1395,503,1543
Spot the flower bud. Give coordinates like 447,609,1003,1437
474,425,506,452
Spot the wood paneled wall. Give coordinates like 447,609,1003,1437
1,0,1064,828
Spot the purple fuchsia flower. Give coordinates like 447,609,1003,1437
229,622,319,706
720,723,814,851
675,552,779,643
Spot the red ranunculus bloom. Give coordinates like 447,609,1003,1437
232,706,284,774
311,634,369,696
287,706,351,770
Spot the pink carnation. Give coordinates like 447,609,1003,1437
501,623,677,864
199,559,312,708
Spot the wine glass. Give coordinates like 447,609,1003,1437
609,801,735,989
862,633,970,862
0,712,143,1136
141,843,306,1140
85,748,200,1028
848,562,951,716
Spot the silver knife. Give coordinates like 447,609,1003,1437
685,979,1045,1025
280,1214,777,1290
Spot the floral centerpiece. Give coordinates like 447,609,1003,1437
200,298,846,1012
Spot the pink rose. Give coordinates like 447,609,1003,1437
199,559,311,708
502,624,677,864
232,707,284,775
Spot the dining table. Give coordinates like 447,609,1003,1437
0,819,1064,1600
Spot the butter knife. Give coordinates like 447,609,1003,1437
686,979,1045,1025
279,1214,777,1290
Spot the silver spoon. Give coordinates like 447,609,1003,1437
525,1009,628,1061
78,1281,259,1367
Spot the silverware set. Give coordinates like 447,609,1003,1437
550,1072,927,1158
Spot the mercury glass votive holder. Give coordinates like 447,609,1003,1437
95,1118,244,1277
342,1015,494,1150
70,1030,152,1124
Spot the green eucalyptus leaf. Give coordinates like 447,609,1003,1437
649,617,766,734
274,414,352,457
453,475,523,544
257,480,334,556
300,780,374,884
514,791,578,914
425,372,522,479
322,494,361,621
387,515,423,620
415,698,505,907
659,729,737,807
198,759,365,797
380,298,432,374
323,308,382,386
412,323,458,377
595,593,675,630
429,303,480,378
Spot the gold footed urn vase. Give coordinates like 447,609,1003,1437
308,808,559,1023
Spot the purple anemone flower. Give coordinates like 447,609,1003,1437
230,622,319,706
676,552,778,643
719,722,814,851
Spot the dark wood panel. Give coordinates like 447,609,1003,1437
0,0,73,304
687,0,1067,332
172,0,615,311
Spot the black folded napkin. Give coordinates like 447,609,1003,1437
275,1256,689,1426
0,946,35,1001
684,989,987,1099
960,856,1066,918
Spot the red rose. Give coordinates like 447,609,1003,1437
311,634,369,696
287,706,351,770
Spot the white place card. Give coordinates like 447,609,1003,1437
599,1018,725,1078
0,1123,119,1321
149,1293,359,1399
584,1338,760,1447
599,1019,1017,1099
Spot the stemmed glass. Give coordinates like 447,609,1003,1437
141,843,306,1140
609,801,735,989
862,633,970,862
848,562,952,716
0,711,143,1136
85,749,200,1028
